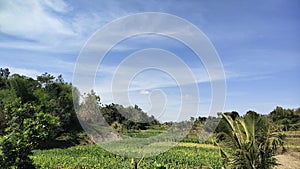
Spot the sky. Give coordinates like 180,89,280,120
0,0,299,122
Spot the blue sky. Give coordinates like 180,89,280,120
0,0,299,121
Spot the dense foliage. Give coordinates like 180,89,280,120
0,99,60,168
0,71,82,137
269,106,300,131
215,111,285,169
0,68,159,140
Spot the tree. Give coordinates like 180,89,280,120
37,72,55,86
8,74,38,103
269,106,300,131
34,74,82,133
78,90,101,123
0,68,10,89
0,99,60,169
215,111,284,169
0,68,10,78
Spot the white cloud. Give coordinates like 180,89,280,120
0,0,74,40
0,1,98,53
0,0,134,54
139,90,150,95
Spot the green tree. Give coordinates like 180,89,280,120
269,106,300,131
0,99,60,169
0,68,10,78
215,111,284,169
8,74,39,103
34,74,82,133
0,88,17,135
0,68,10,89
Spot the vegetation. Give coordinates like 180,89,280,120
76,90,160,134
269,106,300,131
0,68,163,168
0,99,60,168
0,68,299,168
215,111,285,169
32,144,223,169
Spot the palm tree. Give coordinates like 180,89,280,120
215,111,284,169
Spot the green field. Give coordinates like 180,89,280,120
32,143,223,169
30,125,300,169
30,129,300,169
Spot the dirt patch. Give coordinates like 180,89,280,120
275,152,300,169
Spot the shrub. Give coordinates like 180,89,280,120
0,99,60,169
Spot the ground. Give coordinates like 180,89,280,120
275,151,300,169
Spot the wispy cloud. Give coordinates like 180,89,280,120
0,0,74,39
0,0,132,53
43,0,71,13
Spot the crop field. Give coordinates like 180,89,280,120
283,131,300,151
31,130,300,169
123,127,166,138
32,143,223,169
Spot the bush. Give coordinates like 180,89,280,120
0,99,60,169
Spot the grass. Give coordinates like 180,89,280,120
122,125,168,138
123,129,166,138
178,142,219,149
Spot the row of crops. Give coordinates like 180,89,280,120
32,144,223,169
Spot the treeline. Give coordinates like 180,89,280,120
0,68,159,136
78,90,159,132
102,103,159,130
191,107,300,134
269,106,300,131
0,68,159,168
0,70,81,136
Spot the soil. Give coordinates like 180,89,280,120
274,151,300,169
